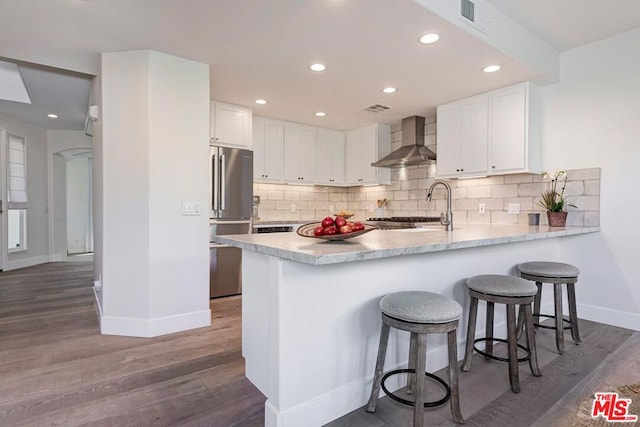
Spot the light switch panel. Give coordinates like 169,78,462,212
182,202,201,216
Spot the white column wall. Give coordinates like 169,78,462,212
100,50,210,337
541,29,640,329
147,51,211,320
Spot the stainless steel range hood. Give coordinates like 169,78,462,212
371,115,436,168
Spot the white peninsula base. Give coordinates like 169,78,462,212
237,231,593,426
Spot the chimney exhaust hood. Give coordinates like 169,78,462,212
371,115,436,168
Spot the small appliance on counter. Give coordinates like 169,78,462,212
209,145,253,299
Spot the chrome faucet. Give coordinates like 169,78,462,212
426,180,453,231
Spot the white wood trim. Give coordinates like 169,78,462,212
4,255,49,271
577,303,640,332
100,309,212,338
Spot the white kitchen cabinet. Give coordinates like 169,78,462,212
315,128,345,185
488,82,540,175
283,123,316,184
436,95,489,178
253,117,283,182
436,81,540,178
345,123,391,185
210,101,252,149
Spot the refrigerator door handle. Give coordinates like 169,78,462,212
212,151,219,212
220,153,226,211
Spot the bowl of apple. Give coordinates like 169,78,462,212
297,216,376,241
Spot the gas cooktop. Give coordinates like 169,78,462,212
366,216,441,229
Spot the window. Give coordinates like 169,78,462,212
7,134,27,252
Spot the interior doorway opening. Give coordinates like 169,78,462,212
52,148,93,257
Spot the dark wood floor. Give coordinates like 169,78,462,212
1,260,638,427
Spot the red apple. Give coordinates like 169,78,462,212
324,226,338,235
321,216,334,228
313,226,324,236
352,222,365,232
339,225,353,234
335,217,347,228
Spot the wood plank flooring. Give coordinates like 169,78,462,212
1,260,638,426
0,260,265,426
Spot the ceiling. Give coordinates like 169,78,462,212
0,0,638,131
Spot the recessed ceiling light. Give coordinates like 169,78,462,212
254,99,268,105
315,112,326,117
419,33,440,44
310,63,326,72
382,87,397,94
47,113,59,119
483,65,501,73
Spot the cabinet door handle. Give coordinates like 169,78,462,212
492,165,496,169
456,169,460,172
460,168,464,172
358,178,363,182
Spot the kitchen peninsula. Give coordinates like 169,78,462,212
216,224,599,426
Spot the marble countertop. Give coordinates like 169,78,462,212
215,224,600,265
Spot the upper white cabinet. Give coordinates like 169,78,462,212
436,95,489,178
210,101,252,149
315,129,345,185
345,123,391,186
436,81,540,178
488,82,540,175
253,117,284,183
283,123,316,184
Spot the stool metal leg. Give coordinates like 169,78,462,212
413,333,428,427
567,283,582,344
506,304,520,393
407,332,418,394
554,283,565,353
448,329,464,424
485,302,495,357
461,296,478,372
366,322,390,412
533,282,542,331
524,303,541,377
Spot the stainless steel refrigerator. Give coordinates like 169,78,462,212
209,145,253,298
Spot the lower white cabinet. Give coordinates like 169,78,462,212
345,123,391,186
283,123,316,184
315,129,345,185
253,117,283,183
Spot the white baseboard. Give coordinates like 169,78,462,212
100,309,212,337
264,360,408,427
49,253,68,262
577,303,640,331
4,255,49,271
92,286,103,327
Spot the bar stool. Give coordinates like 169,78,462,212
366,291,464,427
517,261,581,354
461,275,541,393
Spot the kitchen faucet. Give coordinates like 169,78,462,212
427,180,453,231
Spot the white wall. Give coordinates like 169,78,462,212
100,50,210,337
0,113,49,270
541,29,640,330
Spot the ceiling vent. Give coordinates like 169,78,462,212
460,0,488,33
364,104,390,113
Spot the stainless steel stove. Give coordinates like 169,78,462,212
365,216,442,230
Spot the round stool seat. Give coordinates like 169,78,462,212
380,291,462,324
467,275,537,297
518,261,579,278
